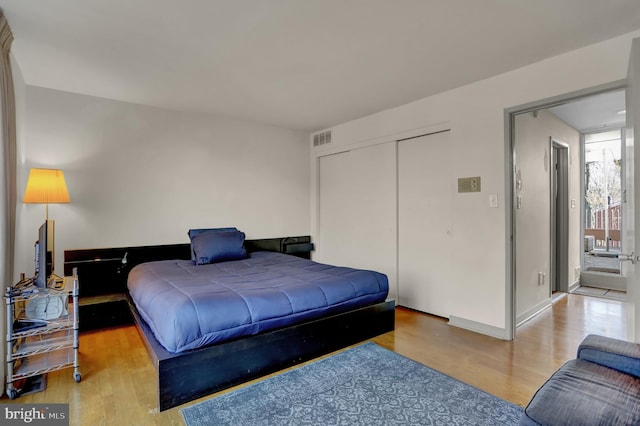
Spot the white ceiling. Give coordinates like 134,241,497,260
2,0,640,131
549,90,626,133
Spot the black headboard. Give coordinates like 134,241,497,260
64,236,313,298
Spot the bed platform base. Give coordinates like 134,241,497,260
65,236,395,411
130,297,395,411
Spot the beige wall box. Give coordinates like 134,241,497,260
458,176,481,193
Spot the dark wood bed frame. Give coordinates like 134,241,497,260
64,236,395,411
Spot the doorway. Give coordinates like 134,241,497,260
510,85,627,330
580,128,626,292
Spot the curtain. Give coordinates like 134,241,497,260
0,13,15,288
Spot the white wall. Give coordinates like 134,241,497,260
14,87,310,279
311,30,640,335
514,110,580,324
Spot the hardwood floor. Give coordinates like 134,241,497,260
1,293,627,425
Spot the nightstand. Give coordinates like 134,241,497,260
63,250,133,331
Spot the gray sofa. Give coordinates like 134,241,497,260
520,334,640,425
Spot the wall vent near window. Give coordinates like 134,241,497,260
313,130,332,147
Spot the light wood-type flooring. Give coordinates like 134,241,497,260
1,293,627,425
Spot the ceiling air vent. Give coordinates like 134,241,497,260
313,130,332,147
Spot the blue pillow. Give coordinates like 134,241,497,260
191,230,247,265
188,227,238,262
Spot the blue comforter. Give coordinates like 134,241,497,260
127,251,389,353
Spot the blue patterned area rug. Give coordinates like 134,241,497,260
180,342,522,425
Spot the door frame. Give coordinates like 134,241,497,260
550,138,570,294
504,80,627,340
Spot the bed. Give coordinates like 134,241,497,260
128,250,390,354
65,233,395,411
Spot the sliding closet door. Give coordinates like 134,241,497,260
318,142,397,300
398,131,453,317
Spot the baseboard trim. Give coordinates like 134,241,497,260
568,281,581,293
515,298,552,327
448,316,508,340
